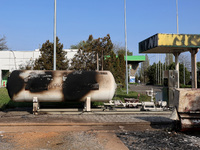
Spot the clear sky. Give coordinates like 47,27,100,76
1,0,200,61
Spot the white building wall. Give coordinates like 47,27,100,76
0,49,78,86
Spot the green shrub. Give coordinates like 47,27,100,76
0,88,10,109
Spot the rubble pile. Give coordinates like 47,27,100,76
117,130,200,150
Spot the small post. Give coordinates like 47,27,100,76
173,52,180,88
33,97,39,115
84,97,91,112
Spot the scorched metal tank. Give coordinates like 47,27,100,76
6,70,116,102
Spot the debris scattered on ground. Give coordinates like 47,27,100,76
117,130,200,150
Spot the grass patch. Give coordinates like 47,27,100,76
180,84,192,88
113,87,151,102
0,88,10,109
129,83,139,85
0,87,33,110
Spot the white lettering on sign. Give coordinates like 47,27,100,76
139,34,158,52
148,35,158,49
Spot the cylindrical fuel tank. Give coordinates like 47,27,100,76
7,70,116,102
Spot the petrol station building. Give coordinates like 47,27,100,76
139,33,200,88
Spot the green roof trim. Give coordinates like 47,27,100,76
105,55,145,61
124,55,145,61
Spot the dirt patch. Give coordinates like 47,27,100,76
5,132,59,150
2,130,128,150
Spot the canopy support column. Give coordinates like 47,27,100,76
173,52,180,88
190,49,199,88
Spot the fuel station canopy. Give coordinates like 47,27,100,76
139,33,200,53
139,33,200,88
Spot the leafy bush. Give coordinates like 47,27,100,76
0,88,10,109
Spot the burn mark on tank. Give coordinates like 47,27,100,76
62,71,99,101
6,70,24,99
25,71,53,92
97,72,108,75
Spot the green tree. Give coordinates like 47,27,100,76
70,34,113,71
146,61,165,85
196,62,200,88
135,73,139,83
70,41,86,49
0,35,8,50
34,37,69,70
116,49,133,56
118,53,126,86
104,51,126,86
147,63,156,85
137,67,144,83
70,34,127,86
140,54,150,83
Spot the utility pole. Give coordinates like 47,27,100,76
175,0,180,88
176,0,179,34
53,0,57,70
124,0,128,94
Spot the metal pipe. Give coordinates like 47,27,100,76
124,0,128,94
53,0,57,70
176,0,179,34
9,50,17,70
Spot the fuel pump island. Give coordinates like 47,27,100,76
139,33,200,130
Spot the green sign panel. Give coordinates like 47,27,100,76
2,80,7,87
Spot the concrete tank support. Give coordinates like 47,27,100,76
33,97,39,115
173,52,180,88
85,97,91,112
190,48,199,88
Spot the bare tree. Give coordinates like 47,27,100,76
0,35,8,50
113,42,133,56
179,53,191,71
165,53,174,66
